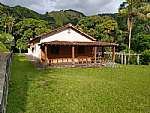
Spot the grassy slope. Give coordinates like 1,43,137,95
7,55,150,113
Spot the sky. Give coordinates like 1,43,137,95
0,0,123,15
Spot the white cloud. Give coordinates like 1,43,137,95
0,0,122,15
53,0,122,15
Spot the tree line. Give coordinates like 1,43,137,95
0,0,149,64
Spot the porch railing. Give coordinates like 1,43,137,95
49,57,113,67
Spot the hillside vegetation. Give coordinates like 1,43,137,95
48,9,85,27
0,3,55,24
0,1,149,64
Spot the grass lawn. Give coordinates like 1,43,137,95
7,55,150,113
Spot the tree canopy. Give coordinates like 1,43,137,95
0,2,149,56
76,16,128,51
0,33,14,50
15,18,51,50
77,16,118,41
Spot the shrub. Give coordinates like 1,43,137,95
0,42,9,52
130,55,137,65
141,50,150,65
0,33,14,50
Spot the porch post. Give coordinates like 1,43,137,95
94,46,97,63
44,45,48,64
102,47,104,57
112,46,115,63
121,53,124,64
72,46,75,64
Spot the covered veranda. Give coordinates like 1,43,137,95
40,41,118,67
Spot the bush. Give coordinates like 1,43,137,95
130,55,137,65
115,54,121,64
0,33,14,50
0,42,9,52
141,50,150,65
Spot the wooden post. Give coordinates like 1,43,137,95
124,54,127,65
137,54,140,65
112,46,115,63
40,45,43,63
94,46,97,63
44,45,48,64
102,47,104,57
121,53,124,64
72,46,75,64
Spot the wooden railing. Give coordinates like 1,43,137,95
49,57,92,63
49,57,112,67
104,52,141,65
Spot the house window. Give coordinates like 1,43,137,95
51,46,60,55
78,46,85,54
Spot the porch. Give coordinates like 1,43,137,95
40,41,117,67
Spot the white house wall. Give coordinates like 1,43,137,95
29,28,95,58
28,48,32,55
34,44,41,59
28,43,41,59
40,28,93,43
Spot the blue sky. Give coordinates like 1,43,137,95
0,0,123,15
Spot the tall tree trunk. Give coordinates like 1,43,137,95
19,48,22,54
127,0,133,64
127,17,133,64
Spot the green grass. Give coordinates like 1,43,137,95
7,55,150,113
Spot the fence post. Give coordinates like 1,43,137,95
137,54,140,65
124,54,127,65
121,53,124,64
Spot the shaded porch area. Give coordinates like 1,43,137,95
40,41,117,67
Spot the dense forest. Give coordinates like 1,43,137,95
0,1,150,64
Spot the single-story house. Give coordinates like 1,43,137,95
28,23,118,67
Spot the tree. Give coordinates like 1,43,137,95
0,42,9,52
141,49,150,65
14,18,51,50
0,33,14,50
77,16,118,42
131,18,150,52
77,15,130,52
0,16,15,34
119,0,150,63
16,38,28,53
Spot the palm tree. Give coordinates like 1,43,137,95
120,0,150,64
127,0,133,64
0,16,15,34
5,16,15,34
